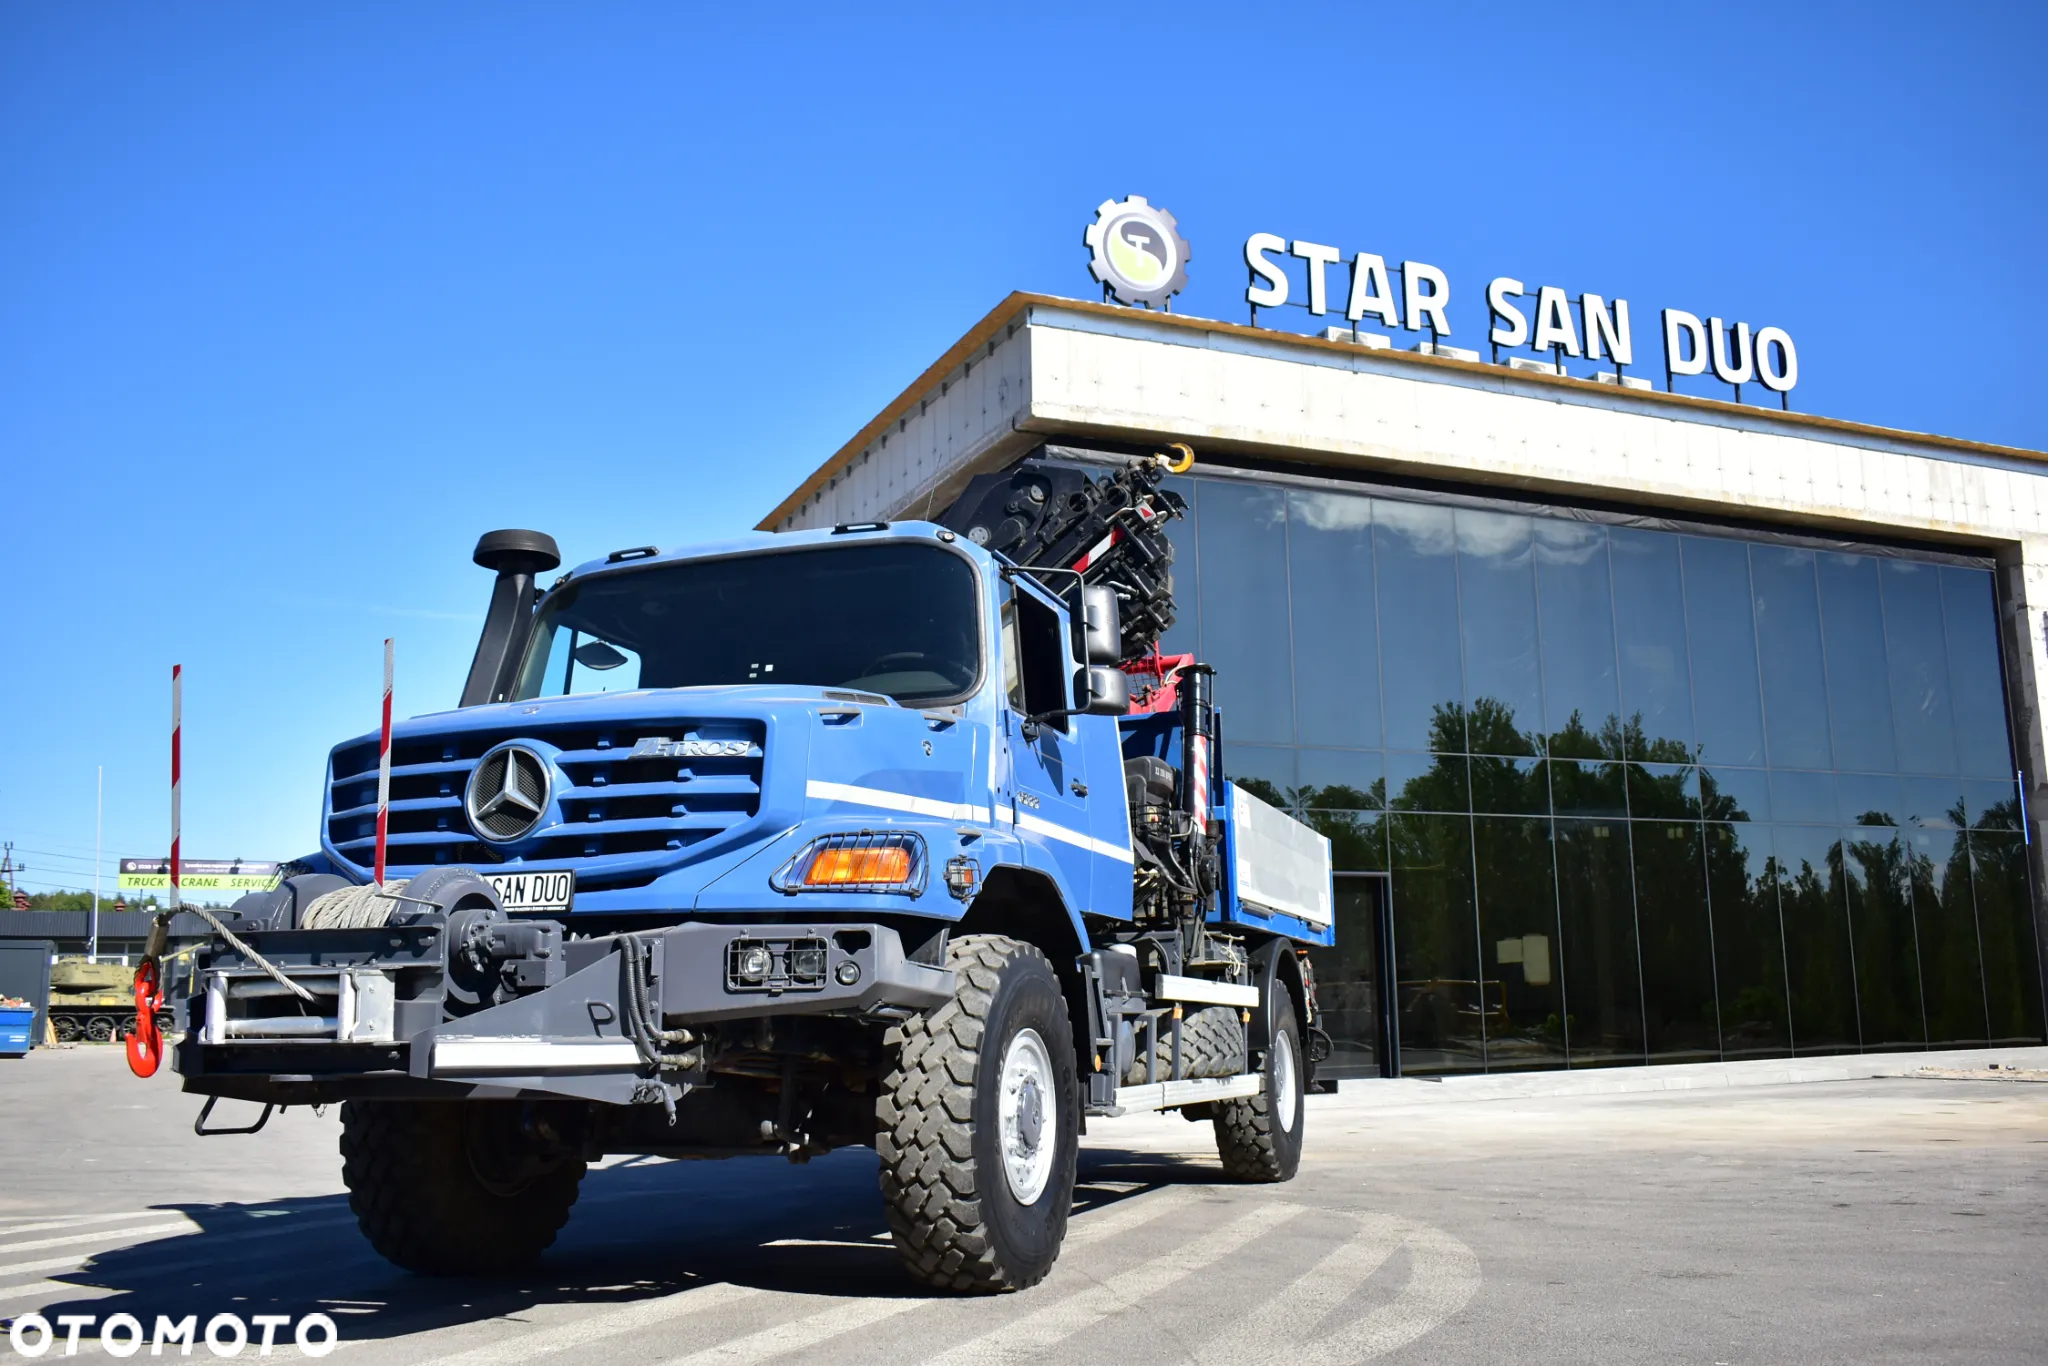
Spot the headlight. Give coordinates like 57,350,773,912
771,831,927,896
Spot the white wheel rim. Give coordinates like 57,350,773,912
998,1027,1057,1205
1274,1028,1299,1133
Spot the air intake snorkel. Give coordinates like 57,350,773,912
459,529,562,707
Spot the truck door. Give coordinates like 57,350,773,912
999,578,1093,912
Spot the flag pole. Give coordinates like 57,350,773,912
91,765,102,962
170,665,182,917
130,666,180,1077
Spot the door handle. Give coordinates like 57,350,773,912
1070,780,1088,797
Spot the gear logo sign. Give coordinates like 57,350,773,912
1084,195,1190,308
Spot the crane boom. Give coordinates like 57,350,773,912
938,455,1186,662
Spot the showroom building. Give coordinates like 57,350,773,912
758,285,2048,1078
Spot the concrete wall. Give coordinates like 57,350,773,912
1024,311,2047,541
775,317,1036,532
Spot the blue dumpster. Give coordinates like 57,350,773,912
0,1004,33,1056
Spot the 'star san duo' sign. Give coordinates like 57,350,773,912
1083,196,1798,404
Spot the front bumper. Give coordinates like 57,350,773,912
177,919,952,1107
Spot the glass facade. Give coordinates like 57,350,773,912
1156,472,2048,1074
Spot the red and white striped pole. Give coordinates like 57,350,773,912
169,664,182,914
374,638,393,885
130,664,182,1078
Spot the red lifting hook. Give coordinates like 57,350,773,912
126,960,164,1078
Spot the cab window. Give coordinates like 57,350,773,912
1001,584,1070,730
529,630,644,696
512,541,981,705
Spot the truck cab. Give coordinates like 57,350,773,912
169,457,1333,1293
323,522,1134,936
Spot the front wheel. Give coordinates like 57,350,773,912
878,934,1079,1292
1213,980,1305,1182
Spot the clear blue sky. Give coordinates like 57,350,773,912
4,3,2043,893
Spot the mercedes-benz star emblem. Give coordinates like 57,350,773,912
465,743,551,843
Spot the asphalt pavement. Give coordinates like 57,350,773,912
1,1045,2043,1364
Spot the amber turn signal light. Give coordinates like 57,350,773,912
804,844,913,886
771,832,928,895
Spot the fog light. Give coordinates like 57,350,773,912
789,946,827,984
737,946,772,982
835,960,861,986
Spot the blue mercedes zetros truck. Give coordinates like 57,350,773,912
165,453,1335,1292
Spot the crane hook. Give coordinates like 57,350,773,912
126,960,164,1078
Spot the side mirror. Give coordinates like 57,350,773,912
1075,665,1130,716
572,639,629,671
1081,586,1122,665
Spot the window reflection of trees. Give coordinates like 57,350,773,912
1972,805,2042,1044
1236,687,2045,1071
1176,429,2041,1073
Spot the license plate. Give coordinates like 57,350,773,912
484,870,575,914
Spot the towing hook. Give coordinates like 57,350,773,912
1155,443,1195,474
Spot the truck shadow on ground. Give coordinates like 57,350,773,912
21,1146,1222,1345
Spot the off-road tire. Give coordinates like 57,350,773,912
339,1100,585,1275
1213,981,1305,1182
877,934,1079,1293
1123,1004,1245,1083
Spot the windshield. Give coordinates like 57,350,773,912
511,540,983,705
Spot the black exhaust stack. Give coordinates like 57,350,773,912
459,529,561,707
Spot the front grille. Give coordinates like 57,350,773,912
326,720,764,881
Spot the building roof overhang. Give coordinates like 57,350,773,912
759,291,2047,531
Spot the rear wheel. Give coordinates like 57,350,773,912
1213,981,1305,1182
53,1016,81,1043
339,1100,585,1275
86,1016,116,1043
877,934,1079,1292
